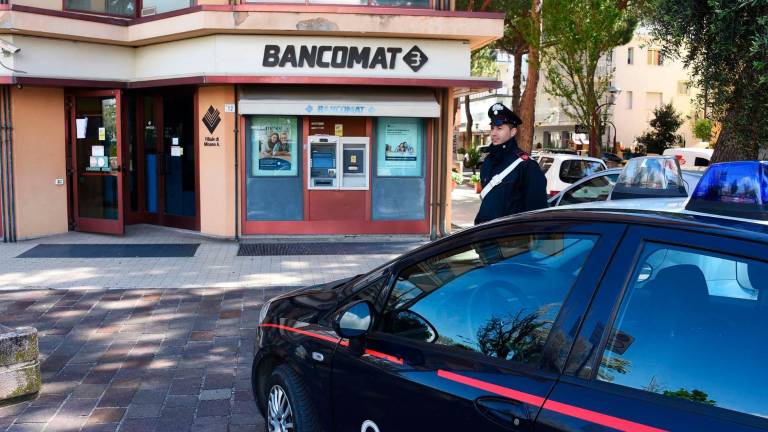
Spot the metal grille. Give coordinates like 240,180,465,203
237,242,421,257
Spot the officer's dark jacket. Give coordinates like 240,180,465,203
474,138,548,224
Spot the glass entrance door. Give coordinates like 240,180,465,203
70,91,124,235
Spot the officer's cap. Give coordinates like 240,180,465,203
488,103,522,127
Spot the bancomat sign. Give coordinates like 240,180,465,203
263,45,429,72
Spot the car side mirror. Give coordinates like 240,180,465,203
334,301,374,339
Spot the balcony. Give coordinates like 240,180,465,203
0,0,502,49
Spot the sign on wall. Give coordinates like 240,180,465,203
377,118,423,177
249,116,299,177
202,105,222,147
262,44,428,72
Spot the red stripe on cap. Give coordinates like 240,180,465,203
259,323,341,345
437,370,546,407
543,399,667,432
365,349,404,365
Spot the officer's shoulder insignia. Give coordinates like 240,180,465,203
517,151,530,161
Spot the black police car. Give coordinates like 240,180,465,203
252,161,768,432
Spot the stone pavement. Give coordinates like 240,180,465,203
451,184,480,231
0,225,421,291
0,286,286,432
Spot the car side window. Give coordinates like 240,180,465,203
597,242,768,418
559,160,605,184
560,174,619,206
381,233,598,367
539,157,555,174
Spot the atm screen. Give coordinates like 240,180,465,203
312,152,335,169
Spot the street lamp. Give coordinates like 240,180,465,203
589,86,622,156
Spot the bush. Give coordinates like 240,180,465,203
465,145,482,174
693,118,712,142
636,103,684,154
451,171,464,185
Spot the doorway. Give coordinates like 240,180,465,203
69,90,125,235
125,88,199,231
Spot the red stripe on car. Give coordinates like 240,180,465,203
437,370,667,432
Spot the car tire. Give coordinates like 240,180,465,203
263,364,323,432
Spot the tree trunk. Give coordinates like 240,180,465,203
512,50,523,112
589,111,601,157
464,95,473,149
516,0,541,153
711,105,759,163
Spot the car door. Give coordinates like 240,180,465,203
555,173,620,206
536,226,768,432
331,221,626,432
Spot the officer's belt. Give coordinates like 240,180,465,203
480,158,525,200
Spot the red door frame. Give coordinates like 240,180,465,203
69,89,125,235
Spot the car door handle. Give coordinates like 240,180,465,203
475,397,534,431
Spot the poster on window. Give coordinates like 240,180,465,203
377,118,422,177
249,116,298,177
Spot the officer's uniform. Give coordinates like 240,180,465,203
474,104,548,225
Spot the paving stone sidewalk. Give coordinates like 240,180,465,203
0,286,288,432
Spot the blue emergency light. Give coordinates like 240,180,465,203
686,161,768,220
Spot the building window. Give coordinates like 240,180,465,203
647,49,663,66
244,0,431,6
626,91,633,109
247,116,299,177
677,81,690,96
141,0,193,14
65,0,136,17
627,47,634,65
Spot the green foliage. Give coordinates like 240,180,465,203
662,388,717,406
470,173,481,184
471,46,499,78
636,103,684,154
693,118,713,142
457,147,467,155
465,145,483,174
451,171,465,185
540,0,639,152
647,0,768,160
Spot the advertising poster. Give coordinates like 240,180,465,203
250,116,298,177
377,118,422,177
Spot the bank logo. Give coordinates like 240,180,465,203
203,106,221,134
403,45,428,72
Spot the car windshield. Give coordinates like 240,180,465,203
560,160,605,183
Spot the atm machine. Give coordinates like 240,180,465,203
308,136,369,190
308,136,339,189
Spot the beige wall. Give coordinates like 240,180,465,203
198,86,236,238
12,86,68,240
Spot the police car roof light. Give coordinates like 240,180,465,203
686,161,768,221
609,156,687,201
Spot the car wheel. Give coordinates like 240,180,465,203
264,365,322,432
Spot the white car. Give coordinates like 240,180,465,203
662,147,713,169
537,154,607,196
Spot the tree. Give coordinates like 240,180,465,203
647,0,768,162
456,0,543,152
464,145,483,175
636,103,684,154
540,0,638,157
693,118,713,143
662,388,717,406
464,46,499,151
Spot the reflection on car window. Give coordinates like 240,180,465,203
559,160,606,184
560,174,620,206
539,158,555,174
383,234,598,367
598,242,768,418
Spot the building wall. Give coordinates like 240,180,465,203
11,86,68,240
197,85,236,238
611,32,697,150
11,0,62,9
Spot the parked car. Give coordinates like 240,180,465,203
537,154,607,196
662,147,713,169
548,159,703,207
252,160,768,432
601,151,624,168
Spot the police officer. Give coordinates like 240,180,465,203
474,103,547,225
